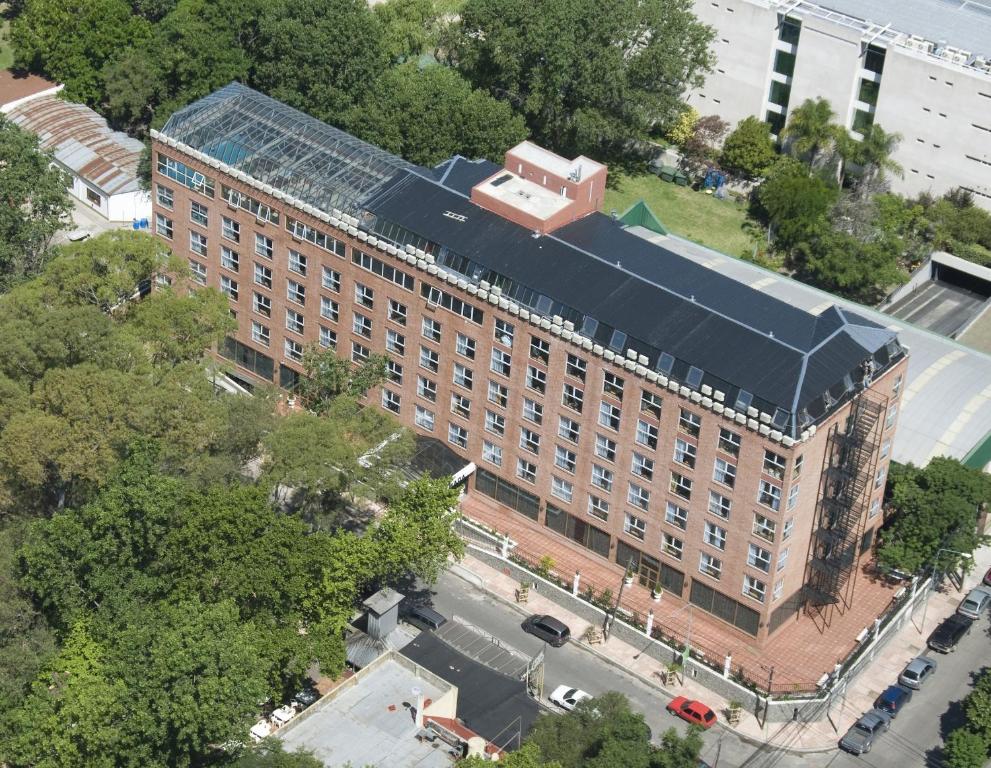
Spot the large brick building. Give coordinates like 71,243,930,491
151,83,908,651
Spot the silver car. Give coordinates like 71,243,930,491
958,586,991,620
839,710,891,755
898,656,937,690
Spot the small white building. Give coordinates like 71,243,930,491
0,69,150,222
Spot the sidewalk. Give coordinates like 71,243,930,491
451,542,991,753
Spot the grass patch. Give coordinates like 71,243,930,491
604,172,761,259
0,18,12,70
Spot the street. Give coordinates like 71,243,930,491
424,569,991,768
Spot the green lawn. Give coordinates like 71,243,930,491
604,173,760,258
0,19,12,70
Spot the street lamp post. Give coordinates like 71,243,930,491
919,548,973,634
603,557,636,641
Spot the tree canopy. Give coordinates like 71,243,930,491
720,116,777,180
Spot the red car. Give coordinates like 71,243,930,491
983,567,991,587
666,696,717,729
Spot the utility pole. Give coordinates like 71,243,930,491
603,557,635,641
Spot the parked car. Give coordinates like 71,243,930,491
873,685,913,719
839,710,891,755
983,567,991,588
522,614,571,647
957,586,991,620
928,613,974,653
549,685,593,712
666,697,717,730
898,656,937,690
292,688,319,708
405,604,448,632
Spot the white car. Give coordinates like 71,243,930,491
549,685,593,711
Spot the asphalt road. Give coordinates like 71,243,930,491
423,570,991,768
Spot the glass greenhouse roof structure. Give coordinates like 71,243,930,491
159,82,415,215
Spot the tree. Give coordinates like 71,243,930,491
781,97,840,172
346,63,528,167
254,0,389,123
123,288,236,367
756,156,838,248
102,48,167,134
793,230,904,303
233,740,324,768
844,124,903,197
944,728,989,768
449,0,714,168
373,0,437,63
459,742,561,768
0,116,72,290
297,345,388,411
665,107,699,148
678,114,728,175
12,0,151,106
720,116,778,180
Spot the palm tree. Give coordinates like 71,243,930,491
781,97,839,171
853,123,903,194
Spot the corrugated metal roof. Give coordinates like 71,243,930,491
6,95,143,196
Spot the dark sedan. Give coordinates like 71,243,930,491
927,613,974,653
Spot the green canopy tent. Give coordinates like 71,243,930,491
618,199,669,236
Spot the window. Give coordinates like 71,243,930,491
386,359,402,384
530,336,550,363
566,354,587,381
453,363,473,390
251,321,270,347
322,267,341,293
451,393,471,419
885,404,898,429
382,389,401,414
482,441,502,466
352,312,372,338
591,464,613,492
516,458,537,484
777,547,790,572
420,346,439,373
787,484,800,510
456,333,476,359
624,513,646,540
519,427,540,455
484,410,506,437
286,217,342,255
552,476,574,503
631,452,654,481
743,575,766,603
352,249,414,290
448,423,468,449
891,374,903,398
718,428,740,456
320,296,339,322
494,318,514,347
562,383,584,412
713,458,736,488
287,280,305,306
792,454,804,479
190,200,209,227
221,216,239,243
155,213,173,239
558,416,580,443
880,440,891,460
628,482,650,511
355,283,374,309
488,380,509,407
875,465,887,489
636,420,658,450
753,514,776,542
388,299,407,325
748,543,771,572
603,372,625,400
386,329,406,356
758,480,781,511
158,153,215,197
679,408,701,437
288,250,307,276
554,445,576,474
869,498,881,518
422,317,441,342
783,518,794,540
252,292,271,317
526,366,546,394
190,231,208,256
188,259,207,285
640,390,662,418
156,184,174,209
704,521,727,550
670,472,692,500
522,398,542,424
220,275,238,300
415,406,435,431
588,495,610,521
220,246,239,272
254,263,272,289
773,579,784,601
319,326,337,349
674,438,697,469
595,434,617,462
284,338,303,362
599,402,621,430
490,348,512,377
351,341,370,363
708,491,731,519
417,375,437,402
763,450,786,480
665,502,688,530
663,533,684,560
422,284,483,323
699,553,722,579
255,233,273,259
286,308,304,334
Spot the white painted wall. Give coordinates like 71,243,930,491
108,190,152,223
